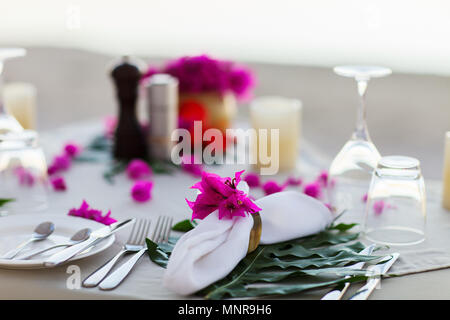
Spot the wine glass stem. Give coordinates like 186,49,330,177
353,79,370,141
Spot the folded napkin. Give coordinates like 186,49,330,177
163,190,333,295
258,190,333,244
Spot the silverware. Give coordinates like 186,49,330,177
17,228,91,260
99,215,173,290
82,219,149,287
321,244,376,300
349,252,400,300
44,218,135,267
1,221,55,259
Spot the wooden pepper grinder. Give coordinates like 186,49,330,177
111,56,148,160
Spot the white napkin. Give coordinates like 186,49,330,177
163,190,333,295
257,190,333,244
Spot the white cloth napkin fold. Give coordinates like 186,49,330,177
257,190,333,244
163,190,333,295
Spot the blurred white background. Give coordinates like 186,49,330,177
1,0,450,179
1,0,450,75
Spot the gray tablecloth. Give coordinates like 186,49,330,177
1,118,450,299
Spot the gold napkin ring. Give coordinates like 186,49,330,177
247,212,262,253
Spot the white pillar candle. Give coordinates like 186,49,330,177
443,132,450,210
2,82,37,130
250,96,302,173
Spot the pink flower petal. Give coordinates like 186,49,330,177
262,180,285,195
186,170,261,220
50,176,67,191
285,176,302,187
126,159,152,180
64,142,82,158
303,182,321,199
181,155,204,177
131,180,153,202
243,173,261,188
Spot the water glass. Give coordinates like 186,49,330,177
0,130,48,215
364,156,426,246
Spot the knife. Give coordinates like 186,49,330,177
321,244,376,300
44,218,135,267
349,252,400,300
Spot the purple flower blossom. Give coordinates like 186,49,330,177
141,55,255,101
181,155,204,177
243,173,261,188
68,200,117,225
14,167,35,187
304,182,321,199
373,200,385,215
50,176,67,191
262,180,285,195
131,181,153,202
186,170,261,220
48,154,71,176
285,176,302,187
362,193,368,203
126,159,152,180
64,142,82,158
316,170,329,187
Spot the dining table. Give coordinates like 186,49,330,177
1,118,450,300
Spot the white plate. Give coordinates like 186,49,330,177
0,214,115,269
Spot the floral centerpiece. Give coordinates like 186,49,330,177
141,55,255,138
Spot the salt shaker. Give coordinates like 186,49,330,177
145,74,179,161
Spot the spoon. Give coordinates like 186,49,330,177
1,221,55,259
17,228,92,260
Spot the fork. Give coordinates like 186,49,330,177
99,215,173,290
82,219,150,288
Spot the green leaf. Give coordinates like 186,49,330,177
103,161,127,184
147,226,378,299
328,222,358,232
0,198,14,207
172,219,197,232
146,238,171,268
206,275,369,300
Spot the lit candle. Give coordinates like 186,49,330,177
2,82,37,130
443,132,450,210
250,96,302,173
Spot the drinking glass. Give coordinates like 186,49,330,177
364,156,426,246
328,66,391,222
0,130,49,216
0,48,26,134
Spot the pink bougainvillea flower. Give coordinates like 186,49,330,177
68,200,117,225
303,181,321,199
373,200,385,215
186,170,261,220
126,159,152,180
64,142,82,158
131,180,153,202
285,176,302,187
50,176,67,191
47,154,71,176
50,176,66,191
243,172,261,188
316,170,329,187
181,155,204,177
362,193,368,203
14,167,35,187
262,180,285,195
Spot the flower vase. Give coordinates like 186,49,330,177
179,91,237,134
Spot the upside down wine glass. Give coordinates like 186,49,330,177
0,48,26,133
328,66,391,223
